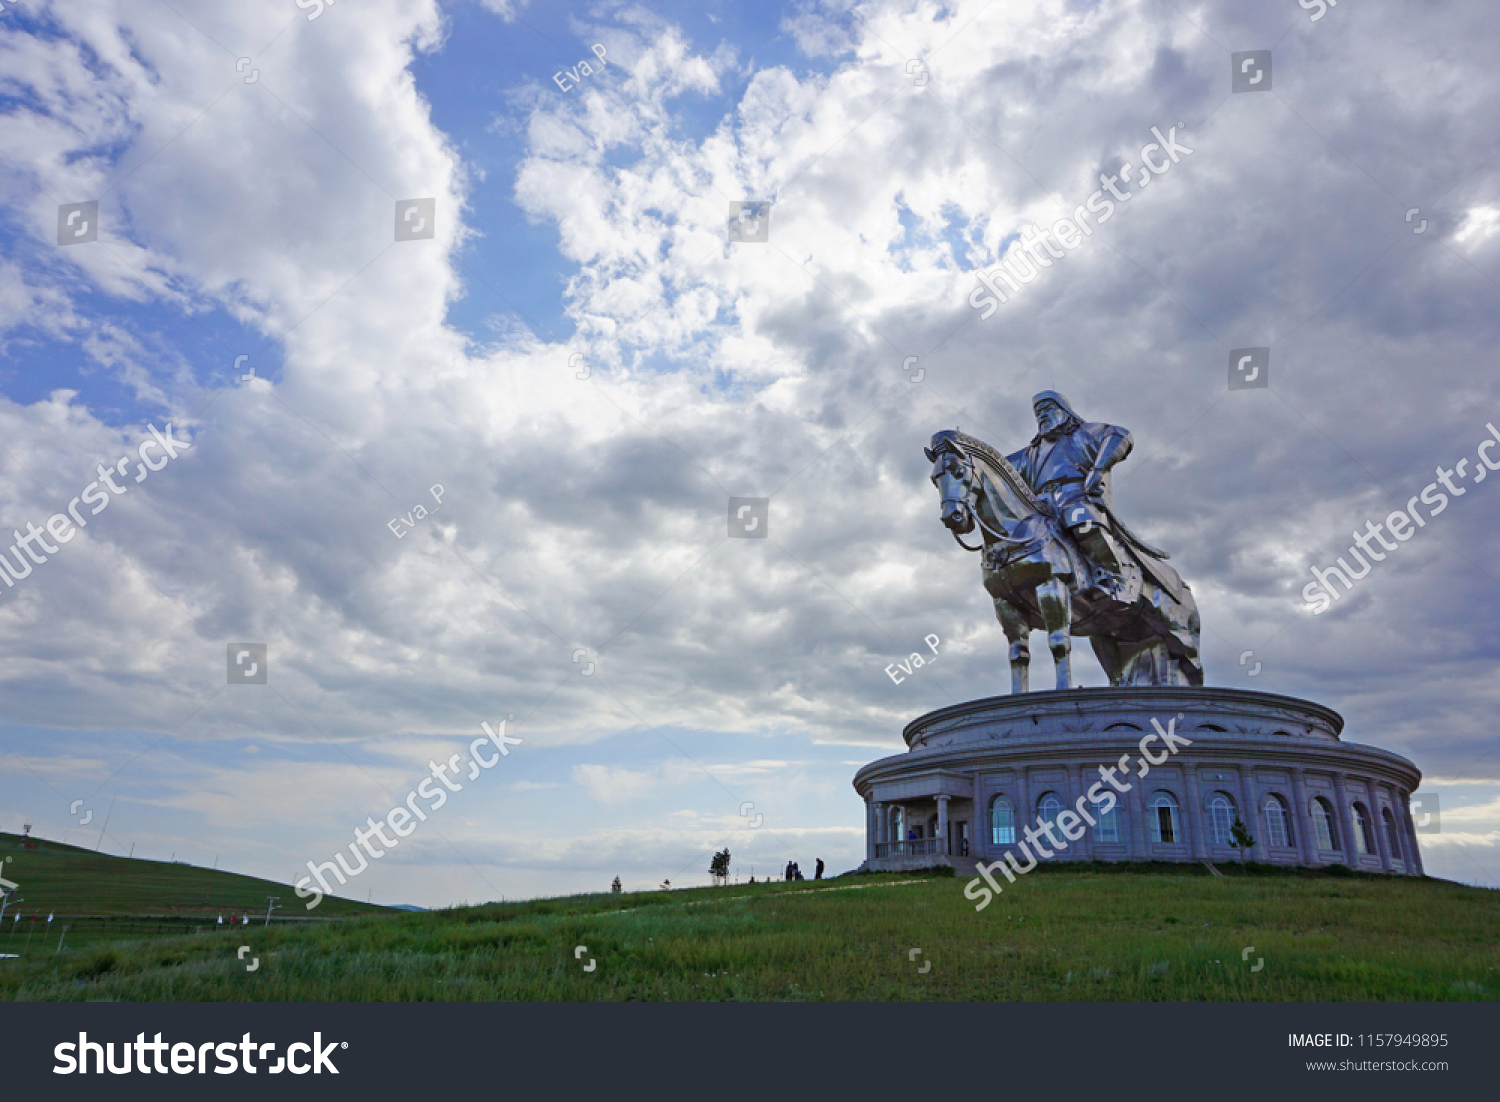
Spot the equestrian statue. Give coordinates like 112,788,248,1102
925,391,1202,693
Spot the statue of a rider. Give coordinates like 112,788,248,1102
1005,391,1144,602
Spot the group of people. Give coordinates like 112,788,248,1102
782,858,824,881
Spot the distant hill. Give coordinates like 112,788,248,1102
0,831,388,919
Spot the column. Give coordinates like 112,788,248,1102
1239,771,1267,862
1016,770,1033,858
1381,786,1404,869
972,774,986,857
873,801,886,853
1333,773,1358,866
937,796,950,857
1369,784,1392,872
1290,769,1316,866
865,798,875,864
1184,768,1206,858
1400,792,1425,876
1128,772,1149,859
1070,764,1092,861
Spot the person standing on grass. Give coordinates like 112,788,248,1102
815,858,824,880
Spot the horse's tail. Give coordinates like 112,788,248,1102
1101,502,1170,559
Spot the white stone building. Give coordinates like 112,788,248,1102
853,687,1423,876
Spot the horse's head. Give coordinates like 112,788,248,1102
925,432,976,534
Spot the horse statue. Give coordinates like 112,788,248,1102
925,428,1202,693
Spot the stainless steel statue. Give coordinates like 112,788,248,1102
926,392,1202,692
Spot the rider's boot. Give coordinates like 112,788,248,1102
1072,525,1126,601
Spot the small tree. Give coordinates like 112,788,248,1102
709,848,731,886
610,876,622,894
1228,817,1256,865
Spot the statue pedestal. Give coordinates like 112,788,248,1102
853,687,1422,876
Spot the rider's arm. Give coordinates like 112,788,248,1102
1084,426,1132,492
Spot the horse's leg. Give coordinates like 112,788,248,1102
1036,578,1072,690
1145,583,1204,686
1090,635,1122,687
1117,642,1152,686
1180,605,1204,685
995,598,1030,694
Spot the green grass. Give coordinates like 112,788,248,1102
0,831,386,959
2,862,1496,1001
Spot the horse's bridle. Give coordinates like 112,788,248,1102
936,447,1031,553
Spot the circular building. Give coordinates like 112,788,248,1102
852,686,1423,876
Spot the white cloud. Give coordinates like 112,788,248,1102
475,0,530,21
1455,205,1500,248
3,0,1500,898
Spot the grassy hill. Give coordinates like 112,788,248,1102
0,831,387,958
2,862,1496,1001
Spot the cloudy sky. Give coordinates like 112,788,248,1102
1,0,1497,906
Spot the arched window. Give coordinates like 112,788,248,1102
990,796,1016,845
1382,808,1402,861
1352,803,1373,855
1313,797,1339,851
1263,795,1291,849
1150,792,1180,844
1095,799,1122,843
1208,793,1237,846
1037,793,1064,839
